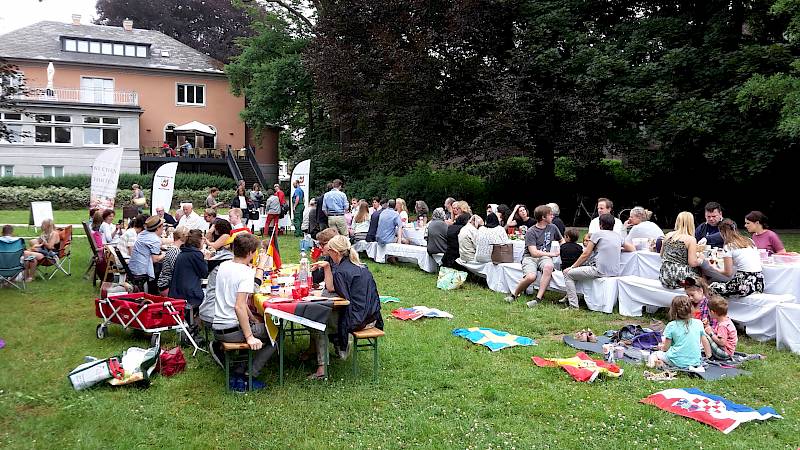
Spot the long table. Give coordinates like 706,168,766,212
619,251,800,300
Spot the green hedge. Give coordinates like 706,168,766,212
0,186,236,210
0,172,236,191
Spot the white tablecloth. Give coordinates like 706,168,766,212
776,302,800,353
618,251,800,300
386,243,439,273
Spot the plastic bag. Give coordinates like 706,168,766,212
157,347,186,377
436,266,467,290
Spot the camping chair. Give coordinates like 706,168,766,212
114,247,145,292
37,225,72,280
83,222,101,285
0,238,26,290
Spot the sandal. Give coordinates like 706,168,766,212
644,370,677,381
585,329,597,343
573,329,589,342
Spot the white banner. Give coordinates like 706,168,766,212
90,147,124,211
289,159,311,222
151,162,178,215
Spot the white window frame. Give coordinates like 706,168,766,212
83,116,120,146
64,39,77,52
0,165,13,177
34,115,72,145
42,165,64,177
176,83,206,106
80,77,116,104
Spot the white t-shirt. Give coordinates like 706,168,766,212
178,211,209,231
212,260,256,329
99,221,119,244
399,210,413,229
116,228,138,259
624,221,664,243
589,217,625,239
722,243,762,273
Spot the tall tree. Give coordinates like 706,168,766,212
0,59,26,142
94,0,253,62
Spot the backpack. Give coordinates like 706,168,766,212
631,331,663,350
279,202,290,218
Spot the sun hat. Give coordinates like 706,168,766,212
144,216,165,232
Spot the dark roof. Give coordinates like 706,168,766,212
0,21,224,74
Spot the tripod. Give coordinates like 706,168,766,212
572,194,594,227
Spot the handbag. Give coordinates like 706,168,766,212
249,209,260,220
436,266,467,290
157,347,186,377
133,197,147,207
491,243,514,264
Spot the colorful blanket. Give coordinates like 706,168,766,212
262,300,334,332
380,296,400,303
532,352,623,382
391,306,453,321
452,327,535,352
641,388,782,434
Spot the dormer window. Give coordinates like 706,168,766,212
62,37,148,58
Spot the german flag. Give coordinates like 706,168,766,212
266,222,281,270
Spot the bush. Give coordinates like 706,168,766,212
0,172,236,191
0,186,236,210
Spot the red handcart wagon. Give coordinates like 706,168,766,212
95,293,204,355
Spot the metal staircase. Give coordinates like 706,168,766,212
226,148,266,189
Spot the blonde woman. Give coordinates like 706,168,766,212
707,219,764,297
309,235,384,380
659,212,703,289
351,200,371,242
395,198,411,228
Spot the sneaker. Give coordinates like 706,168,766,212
504,294,518,303
687,365,706,374
246,378,268,390
229,375,246,392
556,296,568,304
209,341,224,369
525,299,538,308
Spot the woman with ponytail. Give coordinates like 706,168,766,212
309,234,384,379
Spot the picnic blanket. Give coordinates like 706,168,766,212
380,296,400,303
391,306,453,321
532,352,623,382
641,388,782,434
452,327,536,352
562,335,755,379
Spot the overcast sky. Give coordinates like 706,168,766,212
0,0,98,33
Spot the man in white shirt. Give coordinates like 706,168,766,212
211,233,273,387
588,197,625,239
177,203,208,231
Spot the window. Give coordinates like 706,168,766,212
34,115,71,144
177,83,205,106
0,165,13,177
42,166,64,177
80,77,114,104
1,124,22,143
2,113,22,121
62,38,149,58
83,116,120,145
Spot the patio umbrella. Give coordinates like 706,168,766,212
46,62,55,96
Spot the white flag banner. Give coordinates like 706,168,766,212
90,147,124,211
151,162,178,216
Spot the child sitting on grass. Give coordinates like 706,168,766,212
704,295,738,360
681,276,716,329
648,295,711,370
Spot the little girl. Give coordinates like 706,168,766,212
704,295,738,360
681,276,716,329
648,295,711,369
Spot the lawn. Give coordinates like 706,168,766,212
0,219,799,448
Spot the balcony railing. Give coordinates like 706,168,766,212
14,87,139,106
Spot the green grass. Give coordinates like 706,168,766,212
1,228,799,448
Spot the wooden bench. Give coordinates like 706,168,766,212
351,328,385,381
221,342,253,392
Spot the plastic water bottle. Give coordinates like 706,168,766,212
550,241,560,256
298,251,309,288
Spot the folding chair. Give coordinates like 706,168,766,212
104,246,126,284
114,247,144,292
0,238,26,290
83,222,102,286
37,225,72,280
